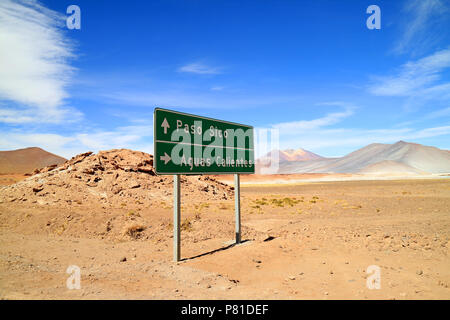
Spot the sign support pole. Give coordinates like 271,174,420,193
235,174,241,244
173,174,181,262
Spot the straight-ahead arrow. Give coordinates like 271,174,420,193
161,118,170,134
160,152,171,164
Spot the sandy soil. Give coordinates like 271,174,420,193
215,173,450,185
0,174,27,186
216,173,353,185
0,178,449,299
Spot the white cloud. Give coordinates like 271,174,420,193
420,82,450,100
75,133,141,151
73,124,153,151
393,0,449,55
273,125,450,157
425,106,450,119
0,0,77,123
0,107,36,124
178,62,222,75
0,105,83,124
368,49,450,105
101,90,307,110
0,132,77,158
0,123,154,159
2,107,450,159
271,102,355,133
261,103,450,156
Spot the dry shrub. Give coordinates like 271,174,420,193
125,224,146,239
181,219,193,232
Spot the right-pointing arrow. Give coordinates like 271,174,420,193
161,118,170,134
160,152,171,165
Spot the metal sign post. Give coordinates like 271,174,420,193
154,108,254,262
235,174,241,244
173,175,181,262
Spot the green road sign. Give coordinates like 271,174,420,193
154,108,255,174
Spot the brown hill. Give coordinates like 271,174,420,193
0,149,232,208
0,147,66,174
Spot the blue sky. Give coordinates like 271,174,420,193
0,0,449,158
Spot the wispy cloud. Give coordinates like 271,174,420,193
178,62,222,75
0,0,77,123
101,90,306,110
368,48,450,112
272,102,355,133
0,132,77,158
264,103,450,156
0,123,154,159
425,106,450,120
393,0,449,55
0,107,37,124
0,104,83,124
274,124,450,157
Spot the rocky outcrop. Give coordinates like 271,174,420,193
0,149,233,208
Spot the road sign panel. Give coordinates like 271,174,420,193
154,108,255,174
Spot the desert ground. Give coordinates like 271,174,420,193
0,174,26,186
1,173,449,299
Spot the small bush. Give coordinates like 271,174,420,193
181,219,193,232
127,210,141,218
125,224,146,239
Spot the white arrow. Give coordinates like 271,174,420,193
161,118,170,134
160,152,171,164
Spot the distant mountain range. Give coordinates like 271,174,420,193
258,148,323,163
1,142,449,176
256,148,323,174
0,147,66,174
259,141,450,175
